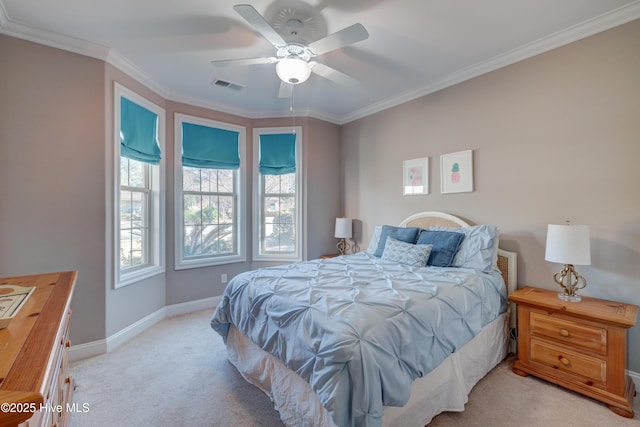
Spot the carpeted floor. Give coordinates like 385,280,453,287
70,309,639,427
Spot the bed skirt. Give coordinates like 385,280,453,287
225,311,509,427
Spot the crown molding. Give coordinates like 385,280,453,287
164,87,341,124
0,2,7,27
340,1,640,124
104,49,170,99
2,0,639,125
0,5,340,124
0,9,110,60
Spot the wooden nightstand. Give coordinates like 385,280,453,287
509,286,638,417
320,253,341,259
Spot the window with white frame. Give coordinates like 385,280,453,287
120,158,150,269
253,127,302,261
175,114,246,269
114,83,165,287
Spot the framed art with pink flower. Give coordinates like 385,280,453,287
403,157,429,195
440,150,473,194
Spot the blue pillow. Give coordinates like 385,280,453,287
374,225,421,257
416,230,465,267
381,237,432,268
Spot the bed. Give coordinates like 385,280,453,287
211,211,517,427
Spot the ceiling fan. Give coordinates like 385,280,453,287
211,4,369,97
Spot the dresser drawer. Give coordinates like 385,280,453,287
530,339,607,385
530,311,606,355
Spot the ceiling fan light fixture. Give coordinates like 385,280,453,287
276,57,311,85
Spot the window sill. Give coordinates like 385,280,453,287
252,254,302,263
175,255,247,270
116,265,165,289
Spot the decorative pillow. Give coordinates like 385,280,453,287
429,225,498,273
416,230,465,267
374,225,421,257
381,237,432,268
366,225,383,255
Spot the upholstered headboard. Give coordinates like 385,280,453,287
399,211,518,351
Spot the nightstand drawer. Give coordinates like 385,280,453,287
530,311,607,355
530,339,606,385
510,286,638,417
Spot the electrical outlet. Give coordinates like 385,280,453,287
221,273,228,284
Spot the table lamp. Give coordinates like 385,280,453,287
545,223,591,302
335,218,352,255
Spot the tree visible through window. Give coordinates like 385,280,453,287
174,114,245,269
120,157,149,269
183,167,236,257
262,173,296,253
253,127,302,261
114,83,165,288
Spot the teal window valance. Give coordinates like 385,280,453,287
182,123,240,169
120,97,161,164
259,133,296,175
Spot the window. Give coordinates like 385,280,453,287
253,127,302,261
113,83,165,287
120,158,150,269
175,114,246,269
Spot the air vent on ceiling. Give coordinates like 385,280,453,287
211,79,244,91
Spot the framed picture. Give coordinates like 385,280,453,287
0,285,35,329
403,157,429,195
441,150,473,194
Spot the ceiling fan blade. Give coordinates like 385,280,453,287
307,23,369,56
234,4,287,47
211,57,276,67
310,62,359,87
278,81,293,98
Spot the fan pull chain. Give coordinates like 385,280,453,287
290,85,296,134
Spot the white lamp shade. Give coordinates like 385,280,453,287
334,218,352,239
276,58,311,84
545,224,591,265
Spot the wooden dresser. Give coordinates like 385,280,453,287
0,271,77,427
509,286,638,417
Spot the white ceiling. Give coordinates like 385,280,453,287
1,0,639,124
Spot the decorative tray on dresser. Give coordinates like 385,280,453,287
0,271,77,427
509,286,638,418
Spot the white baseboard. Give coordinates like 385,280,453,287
165,295,220,317
68,338,107,362
628,369,640,391
106,306,167,353
69,296,221,363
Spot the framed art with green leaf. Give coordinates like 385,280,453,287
441,150,473,194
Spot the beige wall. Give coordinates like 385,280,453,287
0,36,107,344
251,116,343,263
103,64,168,337
164,101,253,306
2,18,638,370
341,20,640,371
164,113,341,306
0,34,342,346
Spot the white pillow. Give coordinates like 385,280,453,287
381,237,432,268
366,225,382,255
429,225,499,273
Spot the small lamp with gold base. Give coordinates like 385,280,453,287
545,223,591,302
334,218,352,256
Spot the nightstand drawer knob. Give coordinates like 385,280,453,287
559,356,570,366
559,329,570,337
